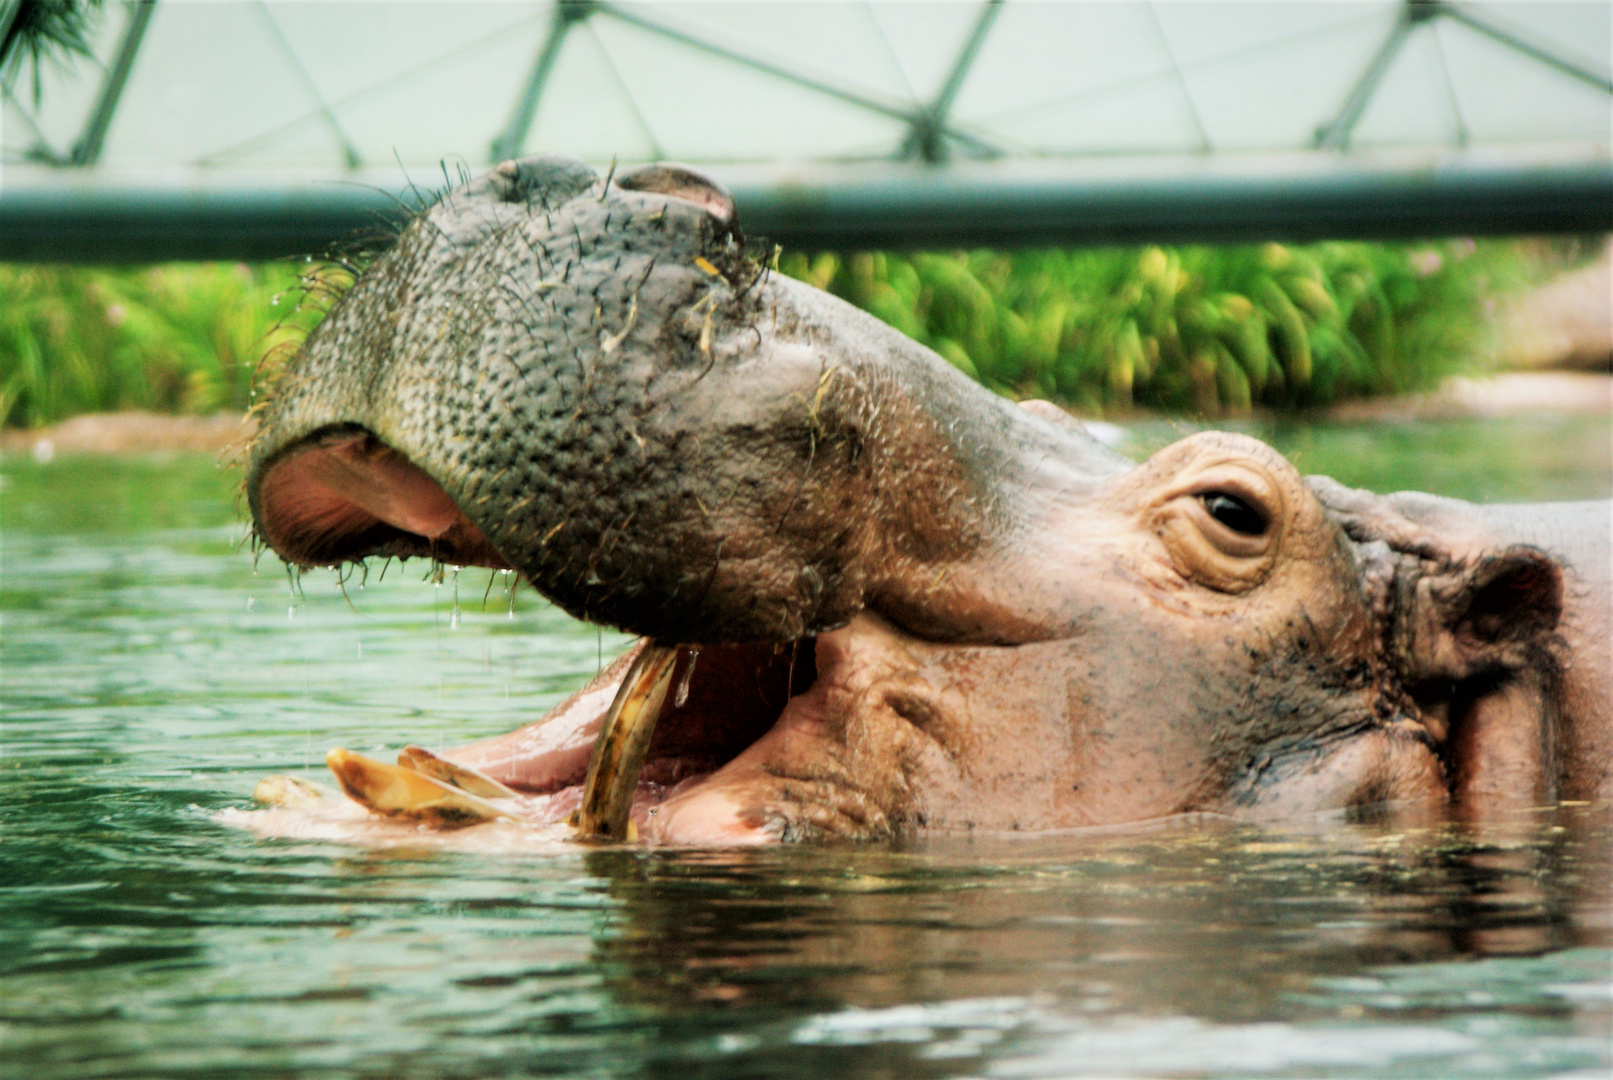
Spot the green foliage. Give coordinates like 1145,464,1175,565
780,240,1536,415
0,238,1548,429
0,262,326,428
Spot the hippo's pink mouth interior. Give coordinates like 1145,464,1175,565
256,429,827,841
448,637,819,841
255,428,512,570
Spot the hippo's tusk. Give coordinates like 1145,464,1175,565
397,744,519,799
326,748,518,828
572,643,682,843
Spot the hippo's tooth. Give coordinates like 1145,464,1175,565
397,744,519,799
572,643,682,843
325,748,517,829
253,773,334,809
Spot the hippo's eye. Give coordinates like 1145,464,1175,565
1201,492,1266,536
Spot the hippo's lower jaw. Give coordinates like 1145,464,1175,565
465,632,942,847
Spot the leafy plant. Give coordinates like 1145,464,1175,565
0,238,1556,429
1,0,106,105
780,239,1537,415
0,262,326,428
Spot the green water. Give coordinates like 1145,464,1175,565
2,417,1609,1079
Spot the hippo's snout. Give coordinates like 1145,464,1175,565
248,155,1126,645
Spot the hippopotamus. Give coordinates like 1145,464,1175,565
244,154,1611,846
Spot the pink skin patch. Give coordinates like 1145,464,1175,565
431,644,783,845
447,673,620,793
255,434,509,568
301,436,462,539
643,791,775,845
436,638,807,845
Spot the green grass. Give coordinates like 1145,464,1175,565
779,239,1546,415
0,238,1568,428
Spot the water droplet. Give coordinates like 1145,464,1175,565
450,566,461,629
246,596,256,612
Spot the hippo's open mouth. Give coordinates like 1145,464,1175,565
254,428,511,571
445,635,822,844
257,427,837,844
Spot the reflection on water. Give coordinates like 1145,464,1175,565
2,423,1609,1079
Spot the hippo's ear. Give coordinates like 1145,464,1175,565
614,163,736,227
1399,547,1563,682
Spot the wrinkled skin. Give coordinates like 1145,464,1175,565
246,155,1612,845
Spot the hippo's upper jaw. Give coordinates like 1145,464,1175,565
248,154,1133,646
247,156,1595,845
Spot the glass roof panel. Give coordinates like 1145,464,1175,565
586,15,911,162
1471,1,1611,62
265,3,547,107
1161,7,1396,150
647,1,923,105
1,0,1606,257
1153,2,1391,69
105,2,332,165
984,74,1207,156
5,0,1608,170
527,21,663,163
1437,18,1613,142
952,3,1173,129
866,2,988,103
1351,22,1469,148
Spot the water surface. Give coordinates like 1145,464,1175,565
2,417,1609,1079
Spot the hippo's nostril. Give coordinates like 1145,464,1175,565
485,153,599,208
613,162,737,228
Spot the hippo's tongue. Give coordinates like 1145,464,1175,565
571,643,684,842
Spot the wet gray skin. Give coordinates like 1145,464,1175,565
247,155,1610,843
248,155,1128,645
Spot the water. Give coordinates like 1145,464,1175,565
2,417,1610,1080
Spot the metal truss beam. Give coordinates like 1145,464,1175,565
1317,0,1612,151
3,157,1607,262
1314,0,1426,151
904,0,1003,163
62,0,158,166
490,0,592,164
1441,1,1612,94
